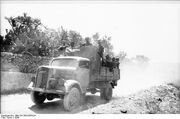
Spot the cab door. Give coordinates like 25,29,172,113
76,60,90,92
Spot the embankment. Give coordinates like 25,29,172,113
1,71,34,95
81,84,180,114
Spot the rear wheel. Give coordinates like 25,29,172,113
31,91,46,105
63,87,81,111
100,87,113,101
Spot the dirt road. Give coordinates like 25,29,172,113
1,84,180,114
1,93,108,114
1,77,133,114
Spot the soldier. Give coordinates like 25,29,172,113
105,55,114,72
98,40,104,58
85,37,92,46
97,40,104,66
58,43,68,56
70,42,75,49
115,58,120,68
112,57,120,68
112,57,116,68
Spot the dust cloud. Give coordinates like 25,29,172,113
114,61,180,97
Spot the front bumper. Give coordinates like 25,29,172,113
27,82,65,94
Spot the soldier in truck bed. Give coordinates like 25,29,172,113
58,43,68,56
112,57,120,68
104,55,120,72
98,40,104,59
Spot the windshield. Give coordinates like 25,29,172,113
51,58,78,67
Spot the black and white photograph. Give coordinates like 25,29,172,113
0,0,180,117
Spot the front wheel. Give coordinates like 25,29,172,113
100,87,113,101
31,91,46,105
63,87,81,111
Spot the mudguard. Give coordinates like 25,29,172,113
64,80,84,94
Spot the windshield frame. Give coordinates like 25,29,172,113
50,58,79,68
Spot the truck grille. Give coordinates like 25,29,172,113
35,67,49,89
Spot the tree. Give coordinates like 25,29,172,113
0,30,16,52
100,35,114,56
4,13,43,55
41,27,84,57
59,26,69,46
91,33,114,57
43,28,61,56
4,13,116,58
68,30,83,48
5,13,41,36
0,35,4,51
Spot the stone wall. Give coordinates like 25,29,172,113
1,52,52,73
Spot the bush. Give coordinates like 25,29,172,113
1,52,51,73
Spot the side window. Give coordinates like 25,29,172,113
79,61,89,69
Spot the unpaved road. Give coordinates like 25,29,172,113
1,84,180,114
1,76,134,114
1,93,107,114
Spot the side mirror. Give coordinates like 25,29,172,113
80,64,89,69
79,61,90,69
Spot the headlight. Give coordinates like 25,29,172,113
58,78,65,86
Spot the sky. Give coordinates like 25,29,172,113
1,1,180,62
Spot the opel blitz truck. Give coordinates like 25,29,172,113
28,46,120,111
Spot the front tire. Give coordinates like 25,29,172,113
63,87,81,111
100,87,113,101
31,91,46,105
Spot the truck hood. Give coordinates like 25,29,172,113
38,65,76,80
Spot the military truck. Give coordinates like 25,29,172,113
28,46,120,111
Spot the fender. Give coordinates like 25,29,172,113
64,80,83,94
